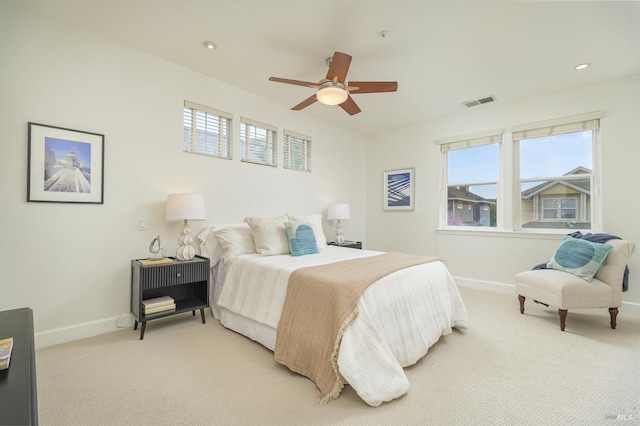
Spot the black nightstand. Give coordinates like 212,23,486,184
328,241,362,249
131,255,210,340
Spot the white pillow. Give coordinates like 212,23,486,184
287,213,328,249
244,214,290,255
213,225,256,262
197,223,251,265
197,226,222,265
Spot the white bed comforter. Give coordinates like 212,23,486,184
214,246,469,406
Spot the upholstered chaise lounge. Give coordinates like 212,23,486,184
515,238,635,331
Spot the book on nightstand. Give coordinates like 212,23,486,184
144,304,176,314
142,296,176,315
142,296,174,308
0,337,14,370
138,257,173,266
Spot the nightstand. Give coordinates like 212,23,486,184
328,241,362,249
130,255,210,340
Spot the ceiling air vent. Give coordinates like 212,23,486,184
463,96,496,108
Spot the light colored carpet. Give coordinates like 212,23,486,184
35,287,640,426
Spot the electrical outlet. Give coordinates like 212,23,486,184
138,218,148,231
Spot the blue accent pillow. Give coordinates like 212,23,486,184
284,222,319,256
546,235,613,281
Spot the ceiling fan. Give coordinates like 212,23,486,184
268,51,398,116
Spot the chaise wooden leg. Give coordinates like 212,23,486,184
609,308,618,329
558,309,567,331
518,295,525,314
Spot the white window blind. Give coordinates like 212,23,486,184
240,117,277,167
283,129,311,173
512,112,601,141
437,129,503,152
183,101,232,159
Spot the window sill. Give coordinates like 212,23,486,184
436,228,568,240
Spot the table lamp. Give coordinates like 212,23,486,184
327,203,350,245
165,193,206,260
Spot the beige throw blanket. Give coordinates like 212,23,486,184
274,252,440,404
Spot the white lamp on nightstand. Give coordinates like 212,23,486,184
328,203,350,245
165,193,206,261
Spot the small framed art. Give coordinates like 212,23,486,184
383,167,415,211
27,122,104,204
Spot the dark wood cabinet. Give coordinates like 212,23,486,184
0,308,38,425
130,256,210,340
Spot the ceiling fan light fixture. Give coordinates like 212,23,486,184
316,86,348,105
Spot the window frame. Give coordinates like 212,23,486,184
512,112,601,233
240,117,277,167
182,101,233,160
438,129,503,231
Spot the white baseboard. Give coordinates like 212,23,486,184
454,276,640,316
35,313,134,349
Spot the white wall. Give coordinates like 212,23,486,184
0,4,367,347
367,73,640,310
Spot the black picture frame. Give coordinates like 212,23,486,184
27,122,104,204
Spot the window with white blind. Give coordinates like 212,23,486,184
182,101,232,160
283,130,311,173
438,130,502,228
437,112,602,234
240,117,277,167
514,113,600,231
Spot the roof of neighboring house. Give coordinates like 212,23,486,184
448,187,495,205
521,167,591,199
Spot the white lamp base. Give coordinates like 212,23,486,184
176,220,196,261
334,219,345,245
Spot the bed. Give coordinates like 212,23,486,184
198,215,468,406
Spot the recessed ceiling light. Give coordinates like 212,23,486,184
202,41,217,50
575,63,590,70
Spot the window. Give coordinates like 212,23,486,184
240,117,277,167
439,130,502,228
514,114,599,231
183,101,232,159
283,130,311,173
542,198,577,220
438,112,601,233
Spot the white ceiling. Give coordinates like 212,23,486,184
14,0,640,135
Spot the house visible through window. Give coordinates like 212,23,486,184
183,101,232,160
283,129,311,173
240,117,277,167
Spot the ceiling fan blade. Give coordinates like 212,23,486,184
269,77,318,88
326,52,352,83
291,94,318,111
348,81,398,94
339,95,361,116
